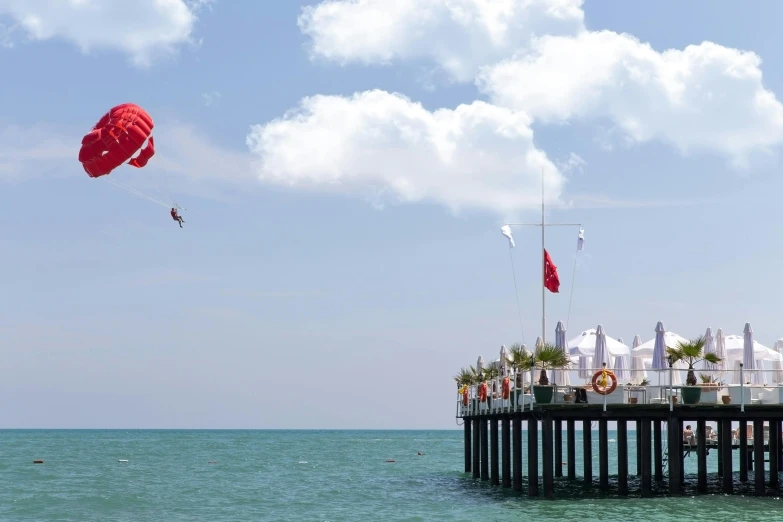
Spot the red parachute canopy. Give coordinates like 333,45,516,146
78,103,155,178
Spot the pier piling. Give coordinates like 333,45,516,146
464,420,471,473
617,420,628,496
754,418,764,495
583,420,592,486
512,417,522,491
460,402,783,499
502,418,511,488
480,420,489,480
528,419,539,496
598,419,609,491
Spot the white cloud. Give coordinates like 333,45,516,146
297,0,584,82
0,0,212,66
246,89,563,214
298,0,783,167
477,31,783,166
202,91,221,106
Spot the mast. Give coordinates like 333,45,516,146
541,168,546,344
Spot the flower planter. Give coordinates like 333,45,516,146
629,397,638,404
532,385,554,404
722,395,732,405
563,393,575,404
681,386,702,405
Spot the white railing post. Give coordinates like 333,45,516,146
668,359,674,412
740,363,745,413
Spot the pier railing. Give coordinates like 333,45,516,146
456,365,777,417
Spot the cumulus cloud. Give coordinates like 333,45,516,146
297,0,584,82
246,90,563,214
0,0,212,66
477,31,783,166
297,0,783,168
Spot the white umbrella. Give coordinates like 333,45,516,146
578,355,591,380
772,339,783,383
743,323,762,384
721,335,780,361
651,321,671,371
499,345,510,375
533,337,543,383
715,328,727,371
551,321,570,385
703,327,717,374
630,335,647,384
592,325,609,370
613,338,629,381
632,331,690,357
568,328,630,357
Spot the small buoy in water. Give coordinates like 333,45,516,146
417,452,424,456
33,459,44,464
208,461,218,464
385,459,396,463
118,459,128,463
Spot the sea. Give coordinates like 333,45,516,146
0,429,779,521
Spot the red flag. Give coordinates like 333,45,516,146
544,249,560,293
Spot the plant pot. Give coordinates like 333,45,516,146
629,397,638,404
671,396,678,404
722,395,732,405
681,386,702,405
532,385,554,404
563,394,574,404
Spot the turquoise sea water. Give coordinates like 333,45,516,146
0,429,780,521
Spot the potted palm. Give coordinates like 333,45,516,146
527,342,571,404
508,343,530,404
666,336,723,405
453,366,478,409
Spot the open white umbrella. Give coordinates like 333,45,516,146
772,339,783,384
569,329,630,357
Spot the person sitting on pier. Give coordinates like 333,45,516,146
683,425,696,446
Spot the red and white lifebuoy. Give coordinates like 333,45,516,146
591,370,618,395
479,382,488,402
501,377,511,400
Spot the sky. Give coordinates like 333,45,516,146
1,0,783,429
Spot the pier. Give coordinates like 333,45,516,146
458,391,783,498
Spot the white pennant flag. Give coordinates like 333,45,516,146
500,225,515,248
577,227,584,251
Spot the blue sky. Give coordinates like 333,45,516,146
1,0,783,429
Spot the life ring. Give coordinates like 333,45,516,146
462,387,469,406
501,377,511,400
591,370,618,395
479,382,488,402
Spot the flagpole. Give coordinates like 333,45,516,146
541,168,546,344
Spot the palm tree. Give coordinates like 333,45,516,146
666,336,723,386
508,343,531,388
531,342,572,386
453,366,478,387
508,343,530,369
